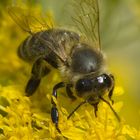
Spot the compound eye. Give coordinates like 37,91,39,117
76,78,93,93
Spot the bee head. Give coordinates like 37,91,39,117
75,74,113,98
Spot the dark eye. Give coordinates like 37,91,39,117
76,78,93,93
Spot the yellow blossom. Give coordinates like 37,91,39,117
0,85,140,140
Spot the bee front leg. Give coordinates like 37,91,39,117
25,58,50,96
51,82,65,133
108,85,114,104
108,74,115,104
92,102,99,117
66,84,76,101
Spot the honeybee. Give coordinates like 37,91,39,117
8,0,120,134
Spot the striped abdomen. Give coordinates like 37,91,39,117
18,31,51,62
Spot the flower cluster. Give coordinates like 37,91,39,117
0,85,140,140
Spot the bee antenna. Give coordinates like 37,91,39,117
99,97,120,122
67,101,86,119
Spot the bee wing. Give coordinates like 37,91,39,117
71,0,101,50
7,6,54,33
7,6,68,64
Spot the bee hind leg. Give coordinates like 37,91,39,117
51,82,65,134
25,77,41,96
25,58,50,96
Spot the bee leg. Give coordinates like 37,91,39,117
108,86,114,105
51,82,65,134
25,58,50,96
66,84,76,101
92,102,99,117
25,77,41,96
108,74,115,104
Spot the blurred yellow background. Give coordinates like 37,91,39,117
0,0,140,129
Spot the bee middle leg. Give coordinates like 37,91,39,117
25,58,50,96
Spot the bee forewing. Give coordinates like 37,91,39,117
7,6,69,64
7,6,54,34
70,0,101,50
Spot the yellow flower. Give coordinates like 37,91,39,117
0,85,140,140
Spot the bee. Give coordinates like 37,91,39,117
8,0,120,134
